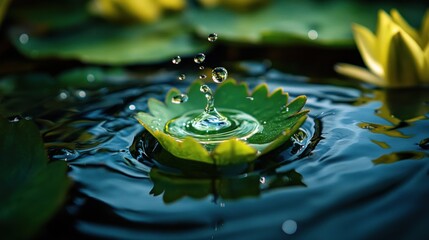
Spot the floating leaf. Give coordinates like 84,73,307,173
136,79,308,165
10,17,208,65
188,0,379,46
0,117,71,239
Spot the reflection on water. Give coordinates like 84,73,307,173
2,65,429,239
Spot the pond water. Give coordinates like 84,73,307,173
10,64,429,239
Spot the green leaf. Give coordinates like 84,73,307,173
136,79,308,165
10,17,209,65
187,0,378,46
0,117,71,239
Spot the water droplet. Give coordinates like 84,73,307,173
128,104,136,111
194,53,206,64
19,33,29,44
208,33,218,42
87,74,95,82
212,67,228,83
307,29,318,40
246,97,254,101
259,177,266,184
199,66,205,70
178,74,186,81
282,220,298,235
171,94,188,104
262,121,267,125
200,85,211,93
199,74,207,79
172,56,181,64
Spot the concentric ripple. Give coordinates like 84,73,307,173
165,109,262,145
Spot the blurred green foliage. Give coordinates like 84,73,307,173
3,0,426,65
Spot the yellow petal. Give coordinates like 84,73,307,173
421,9,429,47
115,0,161,22
352,24,384,77
423,45,429,83
156,0,186,11
198,0,220,8
385,30,424,87
391,9,422,47
376,10,400,78
334,63,386,87
89,0,122,20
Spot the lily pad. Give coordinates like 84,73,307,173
9,17,209,65
188,0,377,46
136,79,308,165
0,117,71,239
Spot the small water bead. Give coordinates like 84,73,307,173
194,53,206,64
199,66,205,70
246,97,254,101
178,74,186,81
171,94,188,104
19,33,29,44
199,74,207,79
212,67,228,83
172,56,181,64
208,33,218,42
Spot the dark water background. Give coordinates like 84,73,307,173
5,63,429,239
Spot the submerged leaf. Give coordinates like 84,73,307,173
136,79,308,165
0,117,71,239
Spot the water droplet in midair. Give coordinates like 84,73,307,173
171,94,188,104
19,33,29,44
172,56,181,64
199,74,207,79
178,74,186,81
200,85,210,93
307,29,318,40
208,33,218,42
199,66,205,70
212,67,228,83
194,53,206,64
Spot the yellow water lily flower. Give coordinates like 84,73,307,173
335,9,429,88
89,0,185,23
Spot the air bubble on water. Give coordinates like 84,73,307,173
19,33,29,44
212,67,228,83
199,74,207,79
172,94,188,104
194,53,206,64
178,74,186,81
87,74,95,82
128,104,136,111
172,56,181,64
208,33,218,42
199,66,205,70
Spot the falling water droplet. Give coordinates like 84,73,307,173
199,74,207,79
200,85,210,93
178,74,186,81
208,33,218,42
199,66,205,70
212,67,228,83
172,56,181,64
194,53,206,64
19,33,29,44
172,94,188,104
